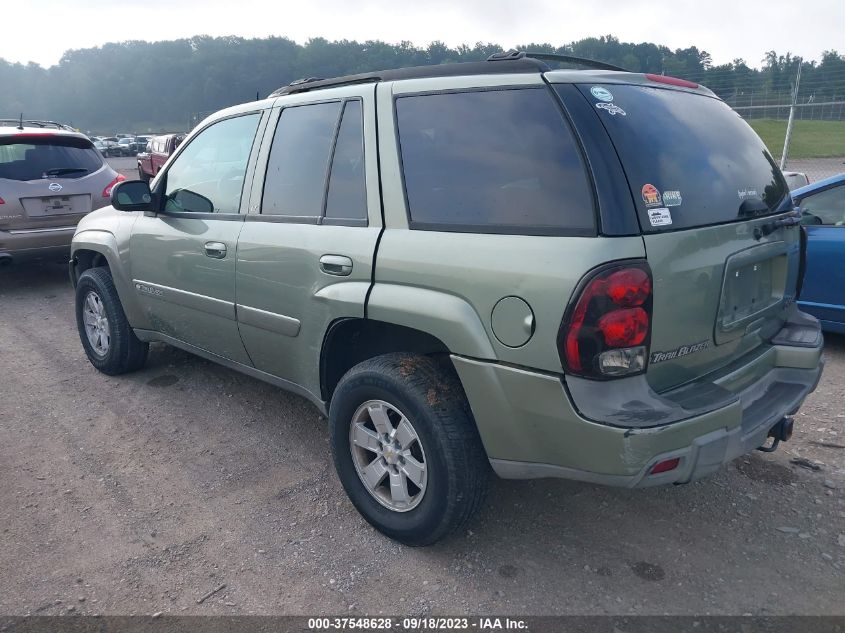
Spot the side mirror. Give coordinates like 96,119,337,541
112,180,154,212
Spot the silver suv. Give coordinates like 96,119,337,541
0,122,124,265
70,52,823,545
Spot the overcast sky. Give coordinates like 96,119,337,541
1,0,842,69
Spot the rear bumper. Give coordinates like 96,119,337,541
452,308,824,488
0,225,76,263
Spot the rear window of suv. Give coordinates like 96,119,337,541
395,87,595,235
569,84,791,232
0,136,103,181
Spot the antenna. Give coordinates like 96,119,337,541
17,113,24,130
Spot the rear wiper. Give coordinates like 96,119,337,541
754,210,802,240
43,167,89,177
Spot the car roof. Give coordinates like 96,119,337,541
267,51,716,99
791,172,845,199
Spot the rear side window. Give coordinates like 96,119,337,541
395,87,595,235
0,136,103,181
570,84,791,232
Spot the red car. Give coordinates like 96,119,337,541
137,133,185,182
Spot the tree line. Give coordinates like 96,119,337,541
1,34,843,133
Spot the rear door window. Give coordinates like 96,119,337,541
0,136,103,181
395,87,595,235
324,100,367,223
569,84,791,232
262,102,342,218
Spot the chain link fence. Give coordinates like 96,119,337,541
725,63,845,185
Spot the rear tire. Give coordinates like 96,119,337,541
75,267,148,375
329,353,490,546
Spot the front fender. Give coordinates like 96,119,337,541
71,229,148,329
366,284,496,360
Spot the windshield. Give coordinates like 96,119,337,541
0,136,103,181
567,84,791,232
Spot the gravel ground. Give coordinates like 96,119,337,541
0,219,843,617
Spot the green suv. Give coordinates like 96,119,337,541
70,52,824,545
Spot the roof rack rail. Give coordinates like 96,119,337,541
267,50,625,98
0,119,76,131
488,50,628,72
270,74,382,97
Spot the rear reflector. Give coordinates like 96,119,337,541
645,73,699,89
650,457,681,475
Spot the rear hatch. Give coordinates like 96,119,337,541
573,82,799,392
0,134,111,230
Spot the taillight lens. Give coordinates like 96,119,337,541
102,174,126,198
559,262,653,379
645,73,699,89
0,196,5,204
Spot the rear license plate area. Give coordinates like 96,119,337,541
43,197,74,215
721,260,776,327
717,243,789,343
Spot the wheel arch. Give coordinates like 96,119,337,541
70,231,145,328
321,318,457,403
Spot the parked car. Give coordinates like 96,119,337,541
116,137,137,156
137,133,184,182
784,171,810,190
792,172,845,333
131,135,152,155
0,123,124,264
94,138,122,157
70,52,823,545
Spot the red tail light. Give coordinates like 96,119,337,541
102,174,126,198
0,196,5,204
559,262,653,379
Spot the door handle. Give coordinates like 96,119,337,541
204,241,227,259
319,254,353,276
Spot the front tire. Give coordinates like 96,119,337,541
329,353,490,546
75,267,148,375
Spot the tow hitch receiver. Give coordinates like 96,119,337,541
757,417,794,453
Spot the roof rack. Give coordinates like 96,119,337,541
501,50,628,72
0,119,76,131
269,50,626,97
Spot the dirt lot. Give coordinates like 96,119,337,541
0,258,843,617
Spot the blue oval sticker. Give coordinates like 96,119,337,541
590,86,614,102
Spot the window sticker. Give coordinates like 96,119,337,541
737,188,759,200
595,102,626,116
662,190,683,206
648,207,673,227
641,183,662,207
590,86,614,102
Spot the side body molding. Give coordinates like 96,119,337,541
365,284,497,360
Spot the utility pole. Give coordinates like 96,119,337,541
780,61,802,170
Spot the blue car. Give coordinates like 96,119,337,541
792,172,845,333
